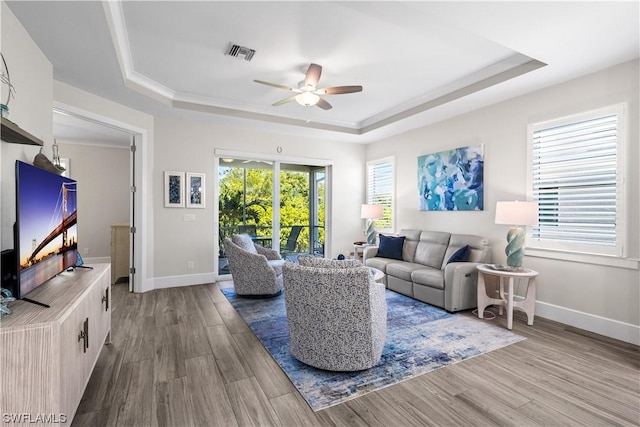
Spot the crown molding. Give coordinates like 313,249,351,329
102,0,546,136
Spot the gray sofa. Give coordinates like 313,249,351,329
364,229,491,312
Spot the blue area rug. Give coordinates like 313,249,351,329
221,287,524,411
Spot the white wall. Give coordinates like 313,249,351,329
152,117,366,283
367,59,640,344
1,2,53,249
55,141,129,259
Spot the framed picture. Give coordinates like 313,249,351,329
417,144,484,211
164,171,185,207
186,172,205,208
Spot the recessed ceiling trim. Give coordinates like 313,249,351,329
361,57,547,134
361,53,540,127
172,99,361,135
172,91,361,130
102,1,133,87
125,70,176,105
103,0,546,136
104,1,175,105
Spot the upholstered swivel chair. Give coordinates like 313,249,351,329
297,255,362,268
282,262,387,371
223,234,285,297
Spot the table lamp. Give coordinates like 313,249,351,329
495,201,538,268
361,204,383,245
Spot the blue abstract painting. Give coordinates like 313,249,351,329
418,144,484,211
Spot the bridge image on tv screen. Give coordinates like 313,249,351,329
16,161,78,297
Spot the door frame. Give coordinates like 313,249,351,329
53,102,148,292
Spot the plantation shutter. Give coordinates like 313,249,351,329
366,159,393,230
531,113,618,247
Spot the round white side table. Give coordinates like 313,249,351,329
476,264,539,330
369,267,385,283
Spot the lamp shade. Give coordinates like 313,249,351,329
361,204,383,219
495,201,538,226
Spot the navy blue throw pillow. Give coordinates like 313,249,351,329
447,245,470,264
376,234,405,260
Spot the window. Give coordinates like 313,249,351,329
527,105,625,257
366,157,394,231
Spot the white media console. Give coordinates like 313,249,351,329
0,264,111,425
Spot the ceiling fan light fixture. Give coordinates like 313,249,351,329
254,63,361,110
295,92,320,107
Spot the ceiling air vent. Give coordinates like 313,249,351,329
224,43,256,62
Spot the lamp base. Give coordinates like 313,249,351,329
505,227,525,268
365,219,377,245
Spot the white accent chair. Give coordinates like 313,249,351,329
223,234,285,297
282,261,387,371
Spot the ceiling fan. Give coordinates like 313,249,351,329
254,63,362,110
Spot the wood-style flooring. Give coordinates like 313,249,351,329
73,281,640,426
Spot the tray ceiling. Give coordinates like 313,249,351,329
7,1,640,143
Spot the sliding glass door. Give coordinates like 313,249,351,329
217,157,326,275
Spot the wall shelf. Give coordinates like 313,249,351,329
1,117,43,146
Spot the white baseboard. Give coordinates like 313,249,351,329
152,272,217,290
535,300,640,346
138,278,155,293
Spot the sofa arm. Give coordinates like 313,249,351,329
255,244,282,261
443,262,484,312
363,246,379,264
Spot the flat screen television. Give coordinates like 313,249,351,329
14,160,78,299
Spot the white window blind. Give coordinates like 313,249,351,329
366,158,394,230
530,106,623,256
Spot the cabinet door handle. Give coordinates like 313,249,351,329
78,317,89,353
102,288,109,311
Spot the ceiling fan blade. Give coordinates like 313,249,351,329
254,79,294,91
304,63,322,87
315,98,333,110
318,85,363,95
273,95,297,106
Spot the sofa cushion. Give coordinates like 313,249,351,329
232,234,258,254
397,229,421,262
447,245,470,264
365,256,396,272
441,234,491,269
411,268,445,289
377,234,405,260
386,261,425,282
413,231,450,269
